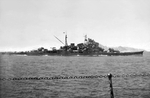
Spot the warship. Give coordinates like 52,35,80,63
23,34,143,56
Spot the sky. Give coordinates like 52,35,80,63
0,0,150,51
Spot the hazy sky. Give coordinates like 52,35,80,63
0,0,150,51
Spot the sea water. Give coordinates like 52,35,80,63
0,52,150,98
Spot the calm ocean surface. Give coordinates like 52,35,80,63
0,52,150,98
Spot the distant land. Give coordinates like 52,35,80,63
98,44,146,52
113,46,145,52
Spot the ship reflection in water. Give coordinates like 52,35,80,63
14,34,144,56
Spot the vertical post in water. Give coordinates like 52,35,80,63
108,73,114,98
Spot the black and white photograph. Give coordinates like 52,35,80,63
0,0,150,98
